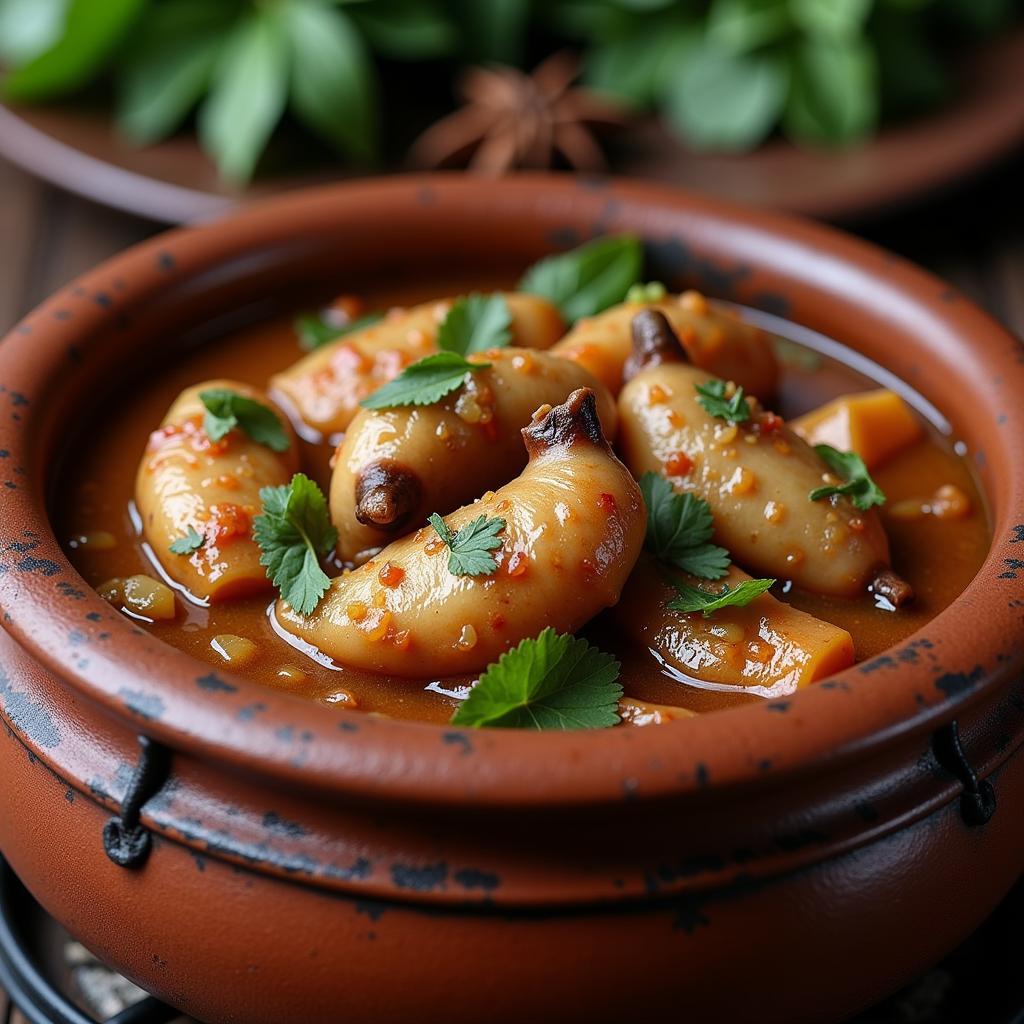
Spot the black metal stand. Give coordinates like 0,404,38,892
0,858,177,1024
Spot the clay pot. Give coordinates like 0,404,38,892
0,176,1021,1024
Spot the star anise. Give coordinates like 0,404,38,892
409,51,625,176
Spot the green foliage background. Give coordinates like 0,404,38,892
0,0,1018,182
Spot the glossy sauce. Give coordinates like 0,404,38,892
57,279,991,724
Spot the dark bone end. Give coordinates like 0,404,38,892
354,460,422,531
869,567,915,609
522,388,608,457
624,309,690,382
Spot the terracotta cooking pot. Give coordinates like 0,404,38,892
0,176,1021,1024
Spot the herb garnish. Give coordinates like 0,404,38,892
640,473,729,580
450,628,623,730
253,473,337,615
437,293,513,355
809,444,886,511
667,577,776,617
295,310,382,351
199,388,290,452
169,526,204,555
518,234,643,323
695,379,751,423
359,351,490,410
626,280,667,304
427,512,506,577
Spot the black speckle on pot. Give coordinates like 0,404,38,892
390,862,448,893
236,702,267,722
453,868,500,893
757,758,772,772
0,667,61,748
196,671,237,694
262,811,309,839
275,724,295,742
67,629,87,646
157,251,176,271
338,719,359,732
0,450,7,458
854,801,880,822
935,665,985,699
58,581,85,599
441,731,473,755
119,687,166,721
671,898,711,934
191,852,207,872
695,762,710,787
86,611,102,621
819,679,850,691
93,291,113,309
355,900,388,922
67,344,82,365
65,788,74,803
975,449,986,468
53,309,72,321
859,654,896,674
324,858,371,882
765,700,791,713
998,558,1024,580
1012,525,1024,543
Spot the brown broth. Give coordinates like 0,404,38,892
57,281,991,724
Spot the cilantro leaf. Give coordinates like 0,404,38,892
199,388,290,452
809,444,886,511
428,512,505,577
451,628,623,730
253,473,337,614
295,310,382,351
359,351,489,410
518,234,643,323
169,525,204,555
667,577,776,617
695,379,751,423
640,472,729,580
437,293,512,356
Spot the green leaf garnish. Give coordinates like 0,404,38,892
199,388,290,452
625,281,667,304
667,577,776,617
518,235,643,323
640,473,729,580
169,525,204,555
451,628,623,730
359,351,489,410
428,512,505,577
695,379,751,422
437,293,512,356
295,310,383,351
253,473,337,615
197,10,289,184
808,444,886,510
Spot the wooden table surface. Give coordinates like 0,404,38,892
0,154,1021,1024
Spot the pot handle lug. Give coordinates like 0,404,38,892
102,736,171,869
933,720,996,827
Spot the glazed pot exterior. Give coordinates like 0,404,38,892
0,177,1023,1023
1,626,1022,1024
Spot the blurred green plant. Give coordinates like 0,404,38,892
0,0,1019,183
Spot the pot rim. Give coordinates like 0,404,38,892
0,173,1021,808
